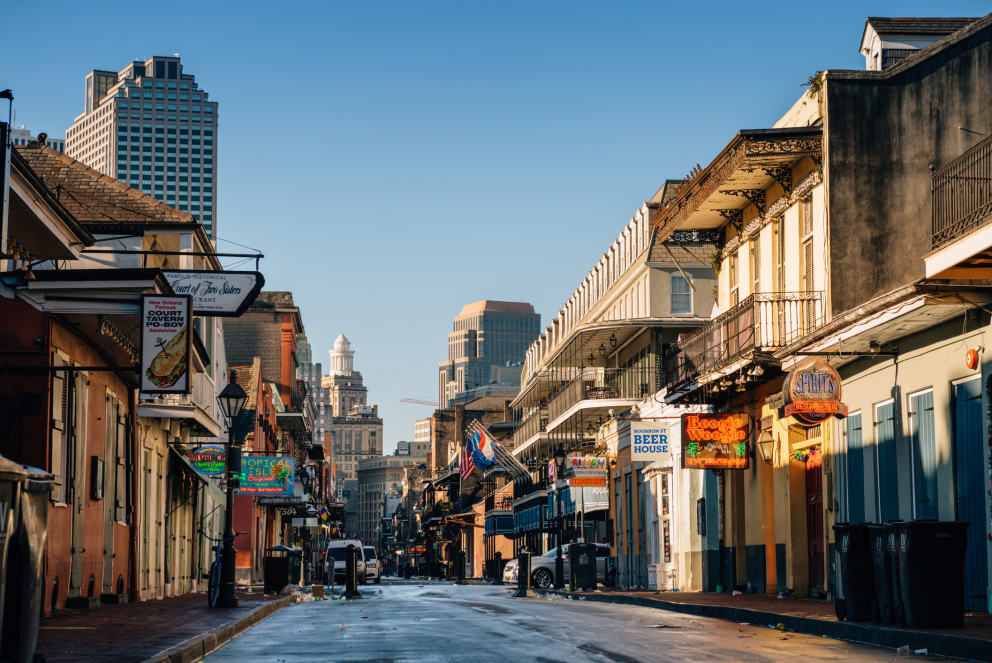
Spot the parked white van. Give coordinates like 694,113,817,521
325,539,366,584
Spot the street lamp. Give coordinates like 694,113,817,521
553,443,567,589
216,370,247,608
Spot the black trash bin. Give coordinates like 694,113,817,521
832,523,874,621
264,546,293,593
286,548,303,585
893,520,968,628
569,542,597,591
867,523,899,624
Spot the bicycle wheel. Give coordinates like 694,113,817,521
208,560,221,608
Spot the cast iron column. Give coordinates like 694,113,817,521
217,422,238,608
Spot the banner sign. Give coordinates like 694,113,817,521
782,361,849,426
189,445,226,475
162,270,264,317
140,295,192,394
681,413,750,469
570,476,607,487
237,455,295,495
630,421,671,461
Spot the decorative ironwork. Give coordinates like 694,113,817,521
721,189,766,216
744,136,822,159
932,133,992,249
716,209,744,233
763,167,793,194
667,229,721,244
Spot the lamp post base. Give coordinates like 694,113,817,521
216,596,239,608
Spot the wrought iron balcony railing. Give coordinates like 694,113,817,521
932,134,992,249
484,494,514,514
547,366,656,422
511,408,548,449
664,291,824,388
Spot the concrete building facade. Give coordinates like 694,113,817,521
65,55,219,237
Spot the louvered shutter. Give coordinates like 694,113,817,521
116,405,127,522
50,353,67,502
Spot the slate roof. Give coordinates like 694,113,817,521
14,142,195,226
866,17,978,36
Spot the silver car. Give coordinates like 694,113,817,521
502,544,611,588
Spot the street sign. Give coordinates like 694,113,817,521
162,270,264,317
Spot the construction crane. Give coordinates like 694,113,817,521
400,398,439,407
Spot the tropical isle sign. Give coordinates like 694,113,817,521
163,270,264,317
782,361,848,426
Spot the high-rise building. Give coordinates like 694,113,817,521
65,55,219,237
296,333,332,444
324,334,383,485
438,300,540,409
413,418,431,459
10,127,64,151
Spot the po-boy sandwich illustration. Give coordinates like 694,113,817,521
146,326,188,388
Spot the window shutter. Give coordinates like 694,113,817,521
751,237,760,295
50,353,67,501
803,239,814,294
116,405,127,522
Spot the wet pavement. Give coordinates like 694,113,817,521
204,580,942,662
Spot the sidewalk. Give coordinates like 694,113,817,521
533,588,992,662
37,591,292,663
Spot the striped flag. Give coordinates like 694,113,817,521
460,443,476,480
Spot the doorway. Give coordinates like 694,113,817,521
805,447,824,593
955,377,988,612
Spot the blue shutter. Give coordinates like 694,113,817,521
909,391,938,519
954,378,988,611
846,413,865,524
875,402,899,522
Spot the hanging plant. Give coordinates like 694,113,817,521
803,71,824,100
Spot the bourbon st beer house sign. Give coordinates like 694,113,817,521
782,361,849,426
162,270,264,317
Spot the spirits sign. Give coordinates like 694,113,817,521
782,361,848,426
681,413,750,469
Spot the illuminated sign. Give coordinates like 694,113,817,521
570,476,607,487
782,361,848,426
681,413,750,469
236,456,295,495
630,421,670,461
189,445,225,475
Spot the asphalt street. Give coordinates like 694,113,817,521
204,581,940,663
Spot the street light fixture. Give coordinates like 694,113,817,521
757,430,775,464
553,443,567,589
215,370,247,608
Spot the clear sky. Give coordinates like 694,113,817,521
4,1,988,452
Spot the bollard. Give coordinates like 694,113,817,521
512,551,532,598
456,550,466,585
343,545,363,599
493,552,504,585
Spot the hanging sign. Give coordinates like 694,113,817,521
162,270,264,317
630,421,671,461
781,361,848,426
140,294,192,394
189,445,226,475
236,455,295,495
681,413,750,469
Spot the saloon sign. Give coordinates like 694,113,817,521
681,413,750,469
162,270,264,317
782,361,848,426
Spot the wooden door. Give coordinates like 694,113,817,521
955,378,987,611
805,448,824,591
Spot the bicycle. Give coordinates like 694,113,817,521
199,529,244,607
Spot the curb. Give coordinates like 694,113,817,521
138,595,295,663
533,590,992,663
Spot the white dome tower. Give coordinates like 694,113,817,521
329,333,355,376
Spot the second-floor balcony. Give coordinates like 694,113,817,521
137,370,222,437
546,366,656,432
927,134,992,279
511,408,548,452
665,291,824,390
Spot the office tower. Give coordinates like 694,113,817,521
65,55,219,237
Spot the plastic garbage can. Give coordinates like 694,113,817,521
893,520,968,628
867,524,897,623
569,542,597,591
832,523,874,621
264,546,292,593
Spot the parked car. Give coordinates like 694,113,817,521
502,544,612,588
363,546,381,584
325,539,366,584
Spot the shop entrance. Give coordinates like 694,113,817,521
955,377,988,612
805,448,824,593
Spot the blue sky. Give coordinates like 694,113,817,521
4,1,988,451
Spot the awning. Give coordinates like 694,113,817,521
138,401,221,437
276,411,306,433
169,448,225,505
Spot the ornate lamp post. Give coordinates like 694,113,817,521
553,443,567,589
216,370,247,608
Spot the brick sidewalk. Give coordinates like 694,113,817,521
37,591,284,663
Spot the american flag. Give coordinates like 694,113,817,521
460,444,476,481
